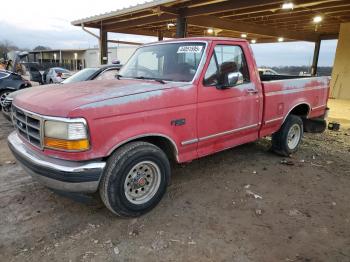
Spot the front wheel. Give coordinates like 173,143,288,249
272,115,303,156
0,90,12,109
99,141,170,217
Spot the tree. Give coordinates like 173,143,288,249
33,45,51,51
0,40,19,59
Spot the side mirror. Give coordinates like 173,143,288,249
219,71,244,89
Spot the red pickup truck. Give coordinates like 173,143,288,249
8,38,329,217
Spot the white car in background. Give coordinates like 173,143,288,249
258,68,279,76
45,67,72,83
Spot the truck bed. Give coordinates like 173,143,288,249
259,76,330,137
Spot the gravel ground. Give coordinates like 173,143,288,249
0,103,349,262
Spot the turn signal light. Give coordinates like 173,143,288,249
44,137,89,151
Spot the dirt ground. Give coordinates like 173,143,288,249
0,100,349,262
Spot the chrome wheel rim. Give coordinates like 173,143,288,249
124,161,161,205
287,124,301,150
0,91,10,106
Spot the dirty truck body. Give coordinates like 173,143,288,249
8,38,329,216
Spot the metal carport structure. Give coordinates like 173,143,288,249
72,0,350,98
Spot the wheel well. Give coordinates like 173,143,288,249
111,136,178,163
135,136,177,162
289,103,310,118
0,88,13,94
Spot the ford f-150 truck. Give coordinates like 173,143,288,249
8,38,329,217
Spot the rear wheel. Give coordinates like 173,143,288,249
272,115,303,156
99,141,170,217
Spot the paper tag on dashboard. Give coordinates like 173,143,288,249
177,46,203,53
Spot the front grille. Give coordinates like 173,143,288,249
12,105,42,148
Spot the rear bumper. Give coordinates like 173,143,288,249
8,131,106,193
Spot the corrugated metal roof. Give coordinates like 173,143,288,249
71,0,176,26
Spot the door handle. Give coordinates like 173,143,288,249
247,89,258,94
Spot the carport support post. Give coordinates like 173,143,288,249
311,38,321,76
176,12,187,38
99,30,108,65
158,30,164,41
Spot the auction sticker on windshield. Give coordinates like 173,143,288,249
177,46,203,53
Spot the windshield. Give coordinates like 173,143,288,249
62,68,99,84
119,42,206,82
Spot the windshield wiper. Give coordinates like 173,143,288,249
134,76,166,84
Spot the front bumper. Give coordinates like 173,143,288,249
8,132,106,193
1,107,12,122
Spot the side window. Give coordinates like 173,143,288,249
203,45,250,86
12,74,22,80
95,69,118,80
204,55,219,86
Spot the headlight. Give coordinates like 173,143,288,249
44,120,89,151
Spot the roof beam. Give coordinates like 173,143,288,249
227,3,350,20
107,40,143,45
320,33,339,39
183,0,280,17
109,28,174,38
187,15,320,42
152,5,178,15
182,0,343,17
104,13,175,31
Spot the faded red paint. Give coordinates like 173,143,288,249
12,38,329,163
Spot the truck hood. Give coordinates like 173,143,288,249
13,79,185,117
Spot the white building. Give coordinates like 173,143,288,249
28,45,137,70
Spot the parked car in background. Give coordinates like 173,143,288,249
20,62,44,84
45,67,72,83
62,64,122,84
8,38,330,217
0,70,31,109
1,64,122,121
299,71,313,76
258,68,280,76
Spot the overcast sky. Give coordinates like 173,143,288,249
0,0,338,67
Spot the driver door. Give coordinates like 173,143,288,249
29,66,43,83
197,43,261,157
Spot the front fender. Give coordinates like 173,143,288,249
0,86,17,92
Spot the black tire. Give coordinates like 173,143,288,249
49,79,53,84
271,115,303,156
99,141,170,217
0,90,12,109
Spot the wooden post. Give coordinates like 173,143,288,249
311,39,321,76
100,30,108,65
176,12,187,38
158,30,164,41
